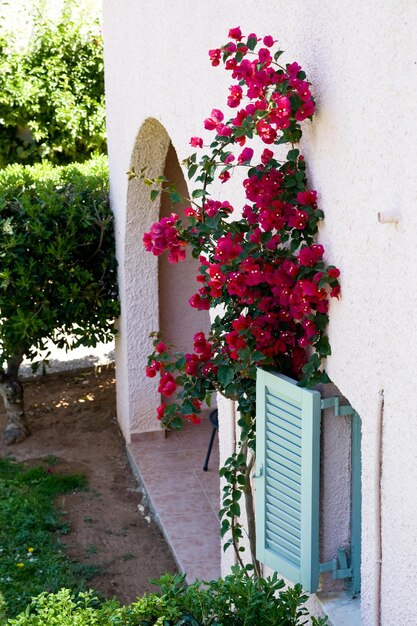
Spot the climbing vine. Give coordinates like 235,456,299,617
137,27,340,571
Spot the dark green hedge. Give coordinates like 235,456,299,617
0,155,119,366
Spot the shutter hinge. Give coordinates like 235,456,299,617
320,396,356,417
320,547,352,580
252,463,263,479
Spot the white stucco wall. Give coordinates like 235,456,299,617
103,2,417,624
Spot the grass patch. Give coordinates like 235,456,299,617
0,457,95,618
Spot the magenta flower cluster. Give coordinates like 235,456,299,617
143,28,340,429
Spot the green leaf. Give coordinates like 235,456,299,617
287,148,300,161
170,190,181,204
192,189,206,199
187,164,198,179
150,189,159,202
217,365,234,388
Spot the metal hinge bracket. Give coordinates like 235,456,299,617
320,548,352,580
320,396,356,417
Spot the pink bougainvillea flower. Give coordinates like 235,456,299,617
328,267,341,278
271,94,291,122
298,244,324,266
158,372,177,397
219,170,231,183
184,207,197,217
185,353,199,375
258,48,272,66
261,148,274,164
293,79,312,102
189,291,210,310
256,119,277,144
187,413,202,424
263,35,275,47
238,147,254,163
297,190,317,208
143,214,187,263
227,85,243,108
156,341,167,353
208,48,221,66
214,234,243,262
228,26,243,40
190,136,203,148
295,100,315,121
216,123,232,137
156,404,167,420
201,362,218,376
286,61,302,78
224,153,235,164
204,108,224,130
330,284,341,298
288,209,308,230
207,264,226,297
204,200,221,217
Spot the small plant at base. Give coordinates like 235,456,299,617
6,568,328,625
138,28,340,574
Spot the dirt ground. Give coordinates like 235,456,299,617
0,365,178,604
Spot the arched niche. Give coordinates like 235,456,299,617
120,118,209,440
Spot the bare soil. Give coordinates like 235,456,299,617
0,365,178,604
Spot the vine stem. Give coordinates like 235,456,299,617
242,443,261,577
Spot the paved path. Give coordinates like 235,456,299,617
20,339,115,378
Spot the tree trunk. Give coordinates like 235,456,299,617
1,354,30,445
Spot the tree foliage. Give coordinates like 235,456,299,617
0,1,106,167
0,156,119,367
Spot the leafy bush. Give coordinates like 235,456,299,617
0,1,106,167
0,155,118,366
7,568,328,625
0,155,119,443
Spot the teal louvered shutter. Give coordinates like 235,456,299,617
255,369,321,593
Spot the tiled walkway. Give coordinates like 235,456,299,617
127,415,221,582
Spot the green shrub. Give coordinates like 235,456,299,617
0,155,119,368
6,569,328,625
0,1,106,167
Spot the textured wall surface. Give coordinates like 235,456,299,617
103,2,417,623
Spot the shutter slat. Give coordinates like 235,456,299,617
265,443,301,469
267,474,301,503
267,416,301,449
266,432,301,457
266,492,301,520
266,533,301,567
268,456,301,481
267,462,301,493
256,369,321,593
265,509,301,541
265,398,302,430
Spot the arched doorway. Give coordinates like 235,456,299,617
121,117,210,439
121,119,221,581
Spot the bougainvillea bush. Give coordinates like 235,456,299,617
139,27,340,569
